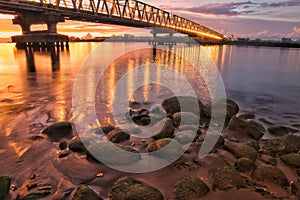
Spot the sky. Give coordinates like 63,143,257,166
0,0,299,40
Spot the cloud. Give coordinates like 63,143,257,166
287,26,300,37
184,1,255,16
256,29,269,36
261,0,300,8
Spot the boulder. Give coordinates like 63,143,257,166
151,118,174,139
228,117,265,140
72,185,102,200
212,165,245,190
86,142,141,165
173,176,210,200
268,126,298,136
263,134,300,155
235,158,255,172
0,176,11,200
106,129,130,143
161,96,204,115
172,112,199,127
224,141,258,161
175,130,197,145
280,153,300,168
251,164,289,187
109,177,163,200
147,138,184,160
205,98,239,118
41,122,72,141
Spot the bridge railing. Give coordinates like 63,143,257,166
9,0,227,40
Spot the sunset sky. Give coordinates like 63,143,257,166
0,0,299,39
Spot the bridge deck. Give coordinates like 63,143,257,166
0,0,228,41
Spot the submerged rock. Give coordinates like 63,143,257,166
268,125,298,136
212,165,245,191
106,129,130,143
86,142,141,165
280,153,300,168
147,138,184,160
109,177,163,200
251,164,289,187
235,158,255,172
224,141,258,161
72,185,102,200
41,122,72,141
161,96,204,115
173,176,210,200
151,118,174,139
0,176,11,200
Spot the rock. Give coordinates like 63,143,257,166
147,138,184,160
236,111,255,120
224,141,258,161
175,130,197,144
205,98,239,118
268,125,298,136
173,176,210,200
235,158,255,172
109,177,163,200
41,122,72,141
161,96,204,115
198,133,225,151
151,118,174,139
172,112,199,127
0,176,11,200
72,185,102,200
106,129,130,143
69,137,94,153
228,117,265,140
86,142,141,165
212,165,245,191
58,149,71,158
18,179,53,200
178,125,198,132
59,141,68,150
251,164,289,187
94,125,115,135
292,178,300,198
263,134,300,155
280,153,300,168
246,140,260,151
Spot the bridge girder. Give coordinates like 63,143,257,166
0,0,228,41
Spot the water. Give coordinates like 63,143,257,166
0,42,300,199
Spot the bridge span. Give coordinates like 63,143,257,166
0,0,229,49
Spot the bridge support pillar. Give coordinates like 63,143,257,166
149,28,176,46
12,11,68,51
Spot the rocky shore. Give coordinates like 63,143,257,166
1,96,300,200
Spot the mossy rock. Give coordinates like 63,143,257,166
147,138,184,160
224,140,258,161
280,153,300,168
161,96,204,115
212,165,245,190
251,164,289,187
205,98,239,118
173,176,210,200
235,158,255,172
86,142,141,165
72,185,102,200
109,177,163,200
172,112,199,127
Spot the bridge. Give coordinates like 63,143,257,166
0,0,229,49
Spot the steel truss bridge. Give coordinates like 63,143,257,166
0,0,228,42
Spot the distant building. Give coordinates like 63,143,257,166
281,37,292,43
